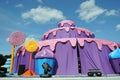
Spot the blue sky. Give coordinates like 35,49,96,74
0,0,120,55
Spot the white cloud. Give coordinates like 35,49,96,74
105,10,119,16
22,35,39,45
15,4,24,8
21,6,66,23
37,0,43,3
116,24,120,31
98,20,106,24
26,35,39,41
6,38,9,42
96,30,101,32
76,0,106,22
24,22,31,25
2,27,15,32
15,21,31,26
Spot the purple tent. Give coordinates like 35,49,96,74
37,38,117,75
13,46,36,73
13,20,118,75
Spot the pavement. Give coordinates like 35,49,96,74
0,74,120,80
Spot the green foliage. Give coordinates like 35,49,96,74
0,54,7,66
4,54,11,59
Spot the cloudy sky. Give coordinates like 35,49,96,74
0,0,120,55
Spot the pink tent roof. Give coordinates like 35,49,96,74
58,20,75,27
38,38,118,51
41,27,94,40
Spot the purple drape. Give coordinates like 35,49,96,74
13,51,36,73
99,45,114,74
109,59,120,73
54,41,79,75
78,41,115,74
14,41,116,75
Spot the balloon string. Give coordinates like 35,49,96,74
29,53,32,70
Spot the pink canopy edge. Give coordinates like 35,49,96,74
77,38,118,51
38,38,77,51
38,38,117,52
117,43,120,48
41,27,94,40
58,20,75,27
16,38,118,56
16,46,25,56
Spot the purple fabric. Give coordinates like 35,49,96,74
78,41,115,74
14,40,117,75
109,59,120,73
13,51,36,73
35,42,79,75
99,45,115,74
43,29,94,40
34,41,79,75
14,52,23,73
54,41,79,75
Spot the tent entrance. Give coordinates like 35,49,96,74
77,44,81,73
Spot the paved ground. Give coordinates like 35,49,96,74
0,74,120,80
1,76,120,80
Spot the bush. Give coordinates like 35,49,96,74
4,54,11,59
0,54,7,66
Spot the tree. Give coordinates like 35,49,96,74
0,54,7,66
4,54,11,59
